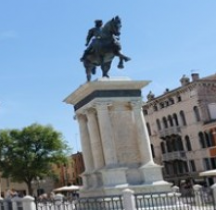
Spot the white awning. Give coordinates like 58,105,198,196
53,185,80,192
199,169,216,177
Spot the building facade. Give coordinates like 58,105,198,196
143,73,216,186
53,152,84,187
71,152,85,185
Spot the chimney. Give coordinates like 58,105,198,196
191,73,199,81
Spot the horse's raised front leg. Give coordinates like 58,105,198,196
116,52,131,69
117,58,124,69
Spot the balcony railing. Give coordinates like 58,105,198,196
159,126,181,137
162,151,186,161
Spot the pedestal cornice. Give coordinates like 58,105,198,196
63,77,151,107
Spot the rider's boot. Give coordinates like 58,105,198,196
80,53,86,62
80,49,89,62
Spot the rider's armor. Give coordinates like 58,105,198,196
86,27,102,46
80,20,103,62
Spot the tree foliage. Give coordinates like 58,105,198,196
0,123,71,195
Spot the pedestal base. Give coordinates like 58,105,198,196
140,161,164,184
79,163,171,197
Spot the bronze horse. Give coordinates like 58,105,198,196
81,16,131,82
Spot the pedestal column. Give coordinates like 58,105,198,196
131,100,153,164
77,113,94,171
95,102,117,166
131,101,167,185
86,108,105,169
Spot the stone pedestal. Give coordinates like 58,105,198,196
64,77,171,197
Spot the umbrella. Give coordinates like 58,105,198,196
199,169,216,177
53,185,80,192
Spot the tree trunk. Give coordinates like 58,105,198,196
26,181,33,196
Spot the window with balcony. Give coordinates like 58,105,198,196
171,139,176,152
166,139,172,152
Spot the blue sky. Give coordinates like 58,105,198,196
1,1,216,152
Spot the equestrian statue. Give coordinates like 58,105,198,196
80,16,131,82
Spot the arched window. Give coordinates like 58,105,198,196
180,110,187,126
146,123,152,136
173,113,179,126
162,117,168,129
199,132,205,148
177,95,182,102
168,115,174,127
177,136,184,151
185,135,192,151
172,138,178,152
153,105,158,111
166,139,172,152
169,98,175,105
156,119,161,131
151,144,155,158
174,136,184,151
160,102,165,109
160,142,166,154
193,106,201,122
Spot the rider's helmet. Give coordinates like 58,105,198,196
95,20,103,27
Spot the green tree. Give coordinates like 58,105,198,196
0,123,71,195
